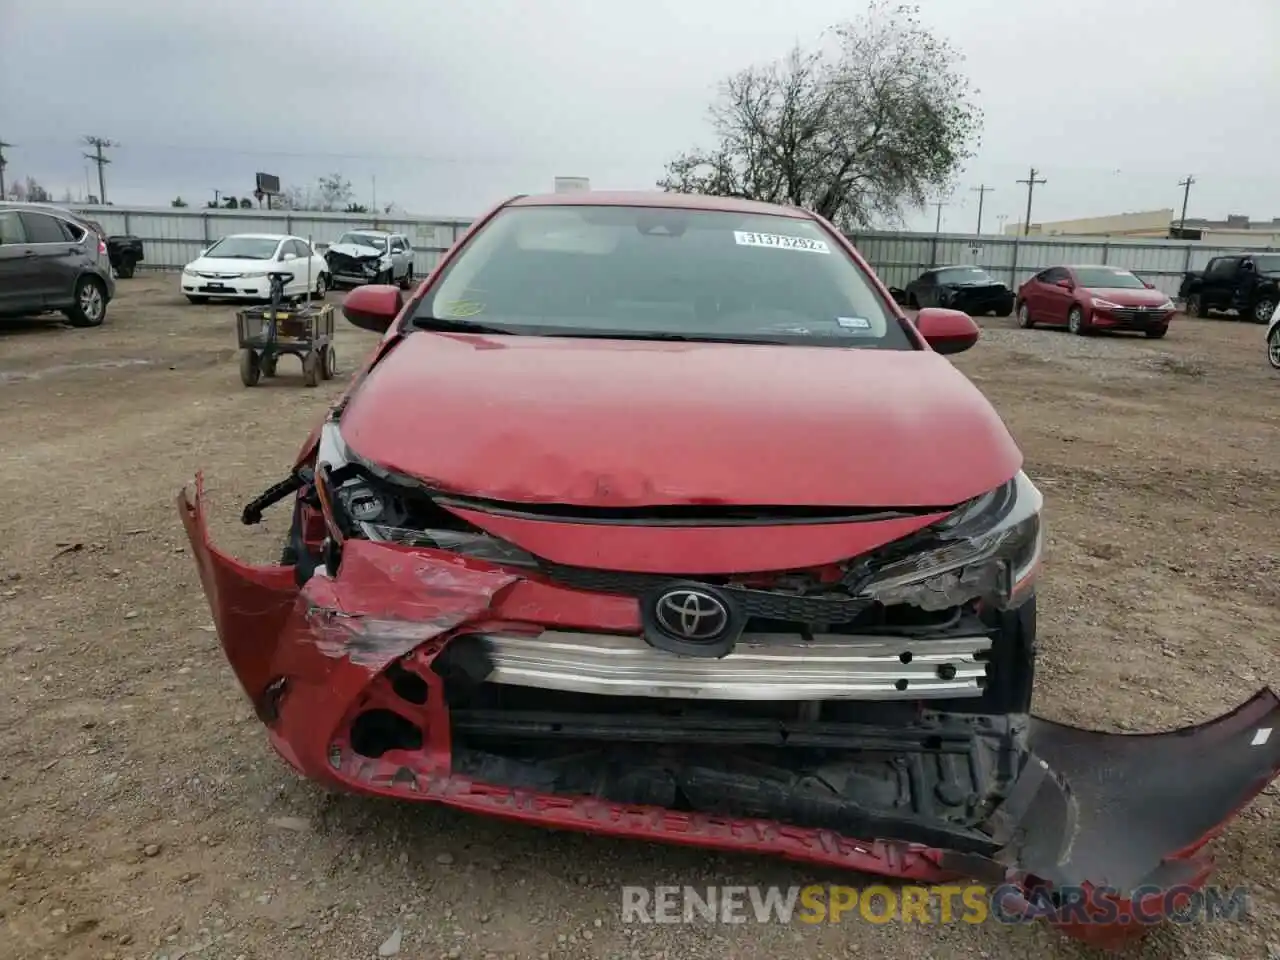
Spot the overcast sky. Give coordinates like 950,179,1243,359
2,0,1278,231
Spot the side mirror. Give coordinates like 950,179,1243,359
1142,280,1155,289
914,308,980,355
1055,278,1073,289
343,284,402,334
198,248,208,257
282,252,297,261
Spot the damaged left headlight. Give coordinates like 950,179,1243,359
316,422,539,568
858,471,1043,612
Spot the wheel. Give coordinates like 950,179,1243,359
1067,305,1089,336
1016,301,1035,329
64,275,107,327
320,345,337,380
115,261,135,279
996,301,1014,319
907,293,919,309
311,273,328,300
186,295,208,305
1144,326,1168,339
1187,293,1209,318
1269,327,1280,370
398,266,412,291
261,354,278,378
302,352,320,387
239,349,262,387
1250,297,1277,325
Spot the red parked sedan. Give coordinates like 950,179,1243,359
178,192,1276,949
1015,265,1177,338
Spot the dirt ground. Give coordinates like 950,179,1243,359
0,273,1276,960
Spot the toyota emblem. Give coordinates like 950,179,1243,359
654,588,730,641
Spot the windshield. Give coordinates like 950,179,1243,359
936,267,994,285
204,236,280,260
416,205,911,348
1254,255,1280,273
1073,266,1148,289
338,232,387,251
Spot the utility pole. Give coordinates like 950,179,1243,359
83,136,117,204
931,199,949,234
1177,175,1196,235
1015,167,1046,236
970,184,994,235
0,139,11,201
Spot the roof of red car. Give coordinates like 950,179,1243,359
508,190,812,220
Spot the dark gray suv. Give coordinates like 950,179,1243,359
0,202,116,327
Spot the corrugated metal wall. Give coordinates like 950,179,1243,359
845,230,1274,297
68,205,471,277
71,204,1274,298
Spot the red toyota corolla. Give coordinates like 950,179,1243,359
1015,264,1177,337
179,192,1277,948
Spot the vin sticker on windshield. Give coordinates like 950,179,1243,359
836,316,872,330
733,231,830,254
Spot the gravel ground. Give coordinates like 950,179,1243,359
1,274,1277,960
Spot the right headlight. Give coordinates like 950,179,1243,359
858,471,1043,612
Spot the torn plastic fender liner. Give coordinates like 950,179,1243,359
178,474,520,712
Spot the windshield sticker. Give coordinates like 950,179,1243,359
441,299,485,318
836,316,872,330
733,231,830,254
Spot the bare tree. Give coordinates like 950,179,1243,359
658,2,982,228
10,176,51,203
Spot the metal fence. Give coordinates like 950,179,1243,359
846,231,1277,298
67,204,1276,299
66,204,473,277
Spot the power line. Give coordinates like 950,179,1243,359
970,184,994,235
1177,175,1196,235
1015,167,1047,236
82,136,118,204
0,139,11,201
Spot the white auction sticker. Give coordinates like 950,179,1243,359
733,231,830,254
836,316,872,330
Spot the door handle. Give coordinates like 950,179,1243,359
23,249,38,257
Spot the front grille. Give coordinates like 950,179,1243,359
537,561,876,625
327,252,372,274
1109,307,1166,323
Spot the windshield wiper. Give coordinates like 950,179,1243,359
411,315,521,335
538,330,789,345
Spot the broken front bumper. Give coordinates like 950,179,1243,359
179,477,1279,948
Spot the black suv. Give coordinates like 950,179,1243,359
1179,253,1280,324
0,202,117,327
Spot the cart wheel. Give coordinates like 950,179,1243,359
302,352,320,388
261,354,278,378
239,349,261,387
321,345,336,380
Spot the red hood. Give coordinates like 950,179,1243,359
1084,287,1171,306
338,333,1022,508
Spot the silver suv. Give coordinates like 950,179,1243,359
0,201,116,326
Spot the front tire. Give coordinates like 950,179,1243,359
1268,326,1280,370
311,273,328,300
65,275,107,327
1067,305,1089,336
1016,301,1035,329
186,295,209,305
398,267,412,291
1187,293,1209,318
115,261,135,279
1250,297,1277,325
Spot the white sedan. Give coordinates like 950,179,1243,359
180,233,329,304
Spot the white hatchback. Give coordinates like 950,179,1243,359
181,234,329,304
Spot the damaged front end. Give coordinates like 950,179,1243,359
325,246,385,286
179,426,1279,949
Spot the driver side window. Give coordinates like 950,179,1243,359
0,211,26,245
